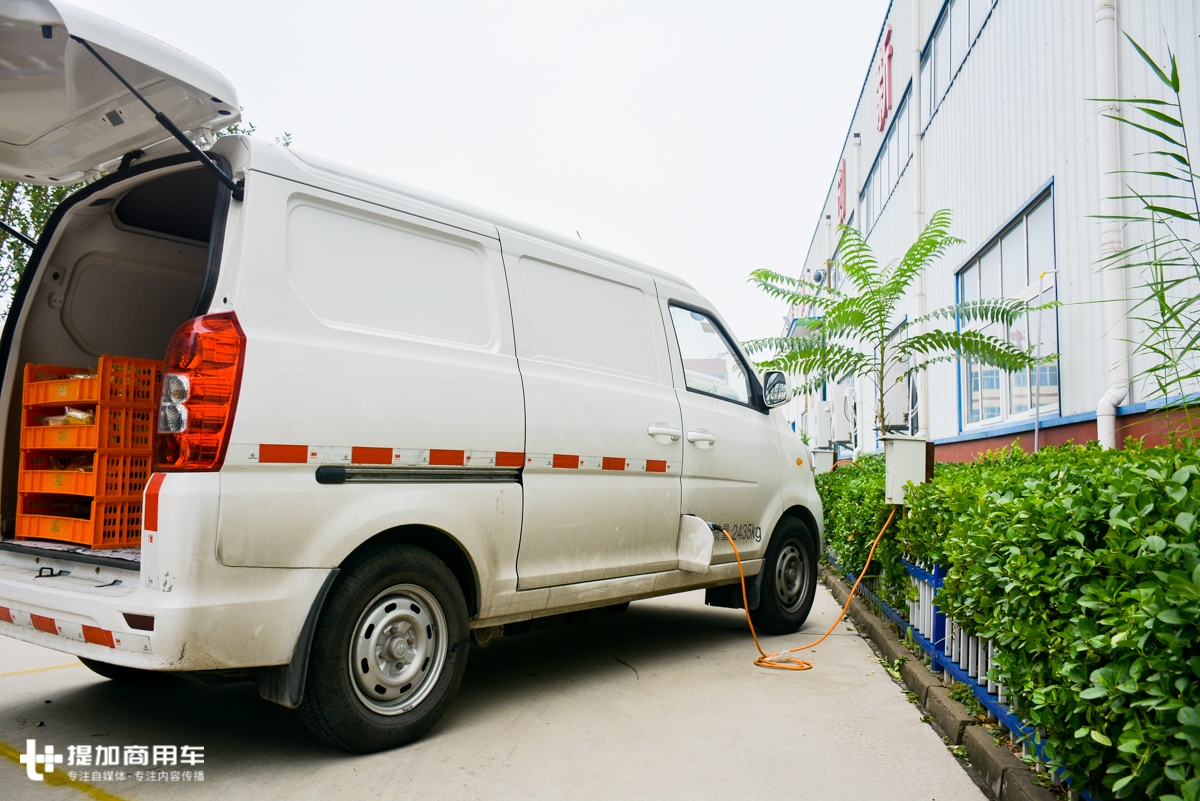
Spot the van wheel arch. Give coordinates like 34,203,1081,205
776,505,821,556
342,525,480,618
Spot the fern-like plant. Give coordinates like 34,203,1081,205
746,210,1049,435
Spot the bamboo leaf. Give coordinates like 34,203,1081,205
1088,96,1176,106
1103,114,1184,149
1138,107,1184,128
1144,205,1200,223
1144,149,1191,167
1125,33,1177,91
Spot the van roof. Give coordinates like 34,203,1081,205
227,136,695,291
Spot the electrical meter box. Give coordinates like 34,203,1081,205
813,401,832,449
811,448,835,474
881,435,935,505
830,385,854,444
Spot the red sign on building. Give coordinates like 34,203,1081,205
875,24,893,132
836,158,847,224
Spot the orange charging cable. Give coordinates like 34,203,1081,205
722,505,897,671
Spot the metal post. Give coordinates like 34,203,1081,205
932,564,946,674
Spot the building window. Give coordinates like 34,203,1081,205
921,0,997,131
959,192,1058,428
860,90,911,234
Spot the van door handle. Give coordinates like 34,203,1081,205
686,429,717,448
647,424,682,442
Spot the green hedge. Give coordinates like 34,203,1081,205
816,442,1200,800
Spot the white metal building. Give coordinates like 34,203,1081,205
788,0,1200,460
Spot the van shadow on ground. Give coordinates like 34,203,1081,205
8,595,827,775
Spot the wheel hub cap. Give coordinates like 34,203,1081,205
350,584,448,715
776,542,809,613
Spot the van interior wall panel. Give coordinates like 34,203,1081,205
1,165,218,536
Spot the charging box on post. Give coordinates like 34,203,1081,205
881,436,935,505
811,448,835,474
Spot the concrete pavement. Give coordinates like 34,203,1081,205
2,585,986,800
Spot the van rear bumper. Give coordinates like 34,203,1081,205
0,545,331,671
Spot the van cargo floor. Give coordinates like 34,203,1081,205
0,539,140,569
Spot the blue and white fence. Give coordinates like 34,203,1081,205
826,551,1095,800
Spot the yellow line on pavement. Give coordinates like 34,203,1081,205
0,661,82,679
0,739,129,800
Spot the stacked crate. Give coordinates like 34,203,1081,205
16,356,162,549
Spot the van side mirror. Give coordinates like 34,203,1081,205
763,371,789,407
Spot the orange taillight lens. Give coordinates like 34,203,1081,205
153,312,246,472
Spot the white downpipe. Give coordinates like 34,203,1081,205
852,133,865,456
1095,0,1129,448
911,0,927,437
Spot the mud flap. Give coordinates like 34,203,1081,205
704,572,763,611
257,568,339,708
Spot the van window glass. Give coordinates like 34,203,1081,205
669,306,751,405
516,257,661,380
115,167,218,242
287,202,492,345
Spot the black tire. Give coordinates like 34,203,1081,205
749,517,818,635
79,657,167,684
297,544,469,752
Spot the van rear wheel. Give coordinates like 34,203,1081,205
749,517,817,635
297,544,469,752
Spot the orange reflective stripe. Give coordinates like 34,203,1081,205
259,444,308,463
495,451,525,467
351,447,392,465
428,449,465,466
82,625,115,648
143,473,166,532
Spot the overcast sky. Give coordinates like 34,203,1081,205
75,0,889,343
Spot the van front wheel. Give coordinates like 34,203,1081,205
297,544,469,752
749,518,817,635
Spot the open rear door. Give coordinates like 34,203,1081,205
0,0,240,185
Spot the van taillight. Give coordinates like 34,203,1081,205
153,312,246,472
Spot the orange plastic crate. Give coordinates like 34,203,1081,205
15,493,142,549
23,356,162,407
21,406,153,453
19,452,151,498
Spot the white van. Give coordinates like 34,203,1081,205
0,2,822,751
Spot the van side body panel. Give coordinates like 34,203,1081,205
500,228,684,590
213,171,527,619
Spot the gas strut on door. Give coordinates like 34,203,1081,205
68,35,245,202
0,219,35,250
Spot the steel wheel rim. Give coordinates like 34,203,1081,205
349,584,447,716
775,541,808,613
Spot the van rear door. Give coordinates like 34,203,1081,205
0,0,239,185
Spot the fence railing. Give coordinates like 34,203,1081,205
826,551,1096,801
